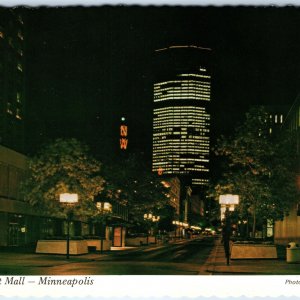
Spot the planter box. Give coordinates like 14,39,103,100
36,240,88,255
85,239,112,251
148,236,156,244
231,243,278,259
287,248,300,263
126,237,148,246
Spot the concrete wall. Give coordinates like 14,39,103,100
126,237,148,246
275,204,300,245
0,145,27,169
86,239,112,251
36,240,88,255
0,197,37,216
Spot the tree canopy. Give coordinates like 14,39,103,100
212,106,298,235
21,138,104,219
99,152,171,224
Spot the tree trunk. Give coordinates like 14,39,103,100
252,204,256,238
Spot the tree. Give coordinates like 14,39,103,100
21,138,104,220
100,153,171,226
213,106,298,237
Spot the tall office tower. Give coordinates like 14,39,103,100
152,46,211,187
0,9,25,153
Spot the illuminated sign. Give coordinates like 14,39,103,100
120,125,127,137
120,123,128,150
120,138,128,150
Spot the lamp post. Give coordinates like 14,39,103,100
144,213,160,244
96,201,112,253
59,193,78,259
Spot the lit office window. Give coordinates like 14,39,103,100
275,115,278,123
18,15,24,24
280,114,283,123
7,102,13,114
17,63,23,72
16,92,21,103
18,31,24,41
16,108,22,120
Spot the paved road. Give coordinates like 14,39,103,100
0,237,215,275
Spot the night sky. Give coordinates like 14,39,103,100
23,6,300,158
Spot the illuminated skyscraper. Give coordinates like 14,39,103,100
152,46,211,186
0,9,25,153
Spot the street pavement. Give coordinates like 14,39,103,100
0,236,299,275
0,237,213,275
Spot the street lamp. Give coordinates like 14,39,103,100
96,201,112,253
59,193,78,259
144,213,160,223
219,194,239,221
144,213,160,243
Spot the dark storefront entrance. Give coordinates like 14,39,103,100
7,214,26,246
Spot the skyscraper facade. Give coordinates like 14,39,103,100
152,46,211,187
0,9,25,153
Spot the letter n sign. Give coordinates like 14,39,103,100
120,125,127,137
120,125,128,150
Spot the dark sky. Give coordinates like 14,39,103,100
24,6,300,157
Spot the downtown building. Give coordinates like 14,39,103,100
152,45,211,230
0,9,25,152
0,9,129,250
274,95,300,245
152,45,211,186
0,9,32,248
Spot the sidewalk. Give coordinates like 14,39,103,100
205,237,300,275
0,240,183,272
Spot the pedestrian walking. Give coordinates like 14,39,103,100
222,218,231,266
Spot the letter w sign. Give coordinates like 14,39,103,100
120,138,128,150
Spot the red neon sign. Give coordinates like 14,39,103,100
120,138,128,150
